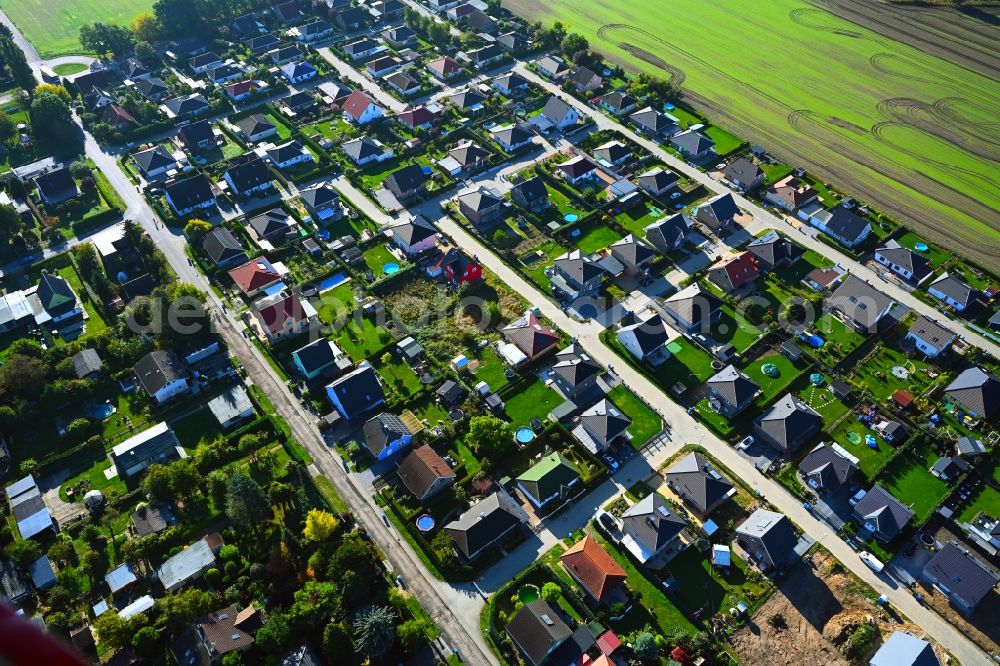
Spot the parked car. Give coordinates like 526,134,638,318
859,551,884,573
598,512,619,536
736,436,754,450
602,454,619,472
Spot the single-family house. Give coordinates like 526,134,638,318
464,44,503,69
342,91,384,125
577,398,632,452
444,489,527,560
134,351,190,404
343,135,393,166
207,386,255,430
440,141,490,175
233,114,277,143
662,283,723,332
397,105,437,131
34,168,78,206
291,338,351,382
808,207,872,248
754,393,821,454
609,235,656,275
268,45,304,65
852,485,914,543
944,367,1000,421
265,140,313,170
505,600,573,666
491,123,535,152
280,60,317,83
382,26,417,48
291,18,334,42
560,536,627,605
556,155,600,185
5,476,55,541
599,91,637,116
905,315,956,358
875,240,932,283
362,412,420,460
869,632,939,666
326,363,385,421
735,509,797,571
671,129,715,160
246,32,280,55
765,175,818,212
501,311,559,362
133,145,178,181
723,157,765,191
391,215,437,256
189,52,222,74
570,66,602,92
644,213,689,252
537,96,580,130
131,504,176,537
708,251,760,292
384,71,421,96
695,192,739,231
163,93,210,118
827,274,897,334
343,38,383,61
620,493,686,564
665,452,735,516
366,55,401,78
250,292,318,343
798,442,858,494
746,230,804,271
385,164,427,202
493,72,529,97
516,452,580,509
71,348,103,379
178,120,218,153
629,106,680,138
158,539,216,592
922,542,998,615
135,76,170,101
552,251,604,299
928,273,976,312
110,422,182,477
226,80,261,104
449,88,485,114
427,55,464,81
510,176,549,212
705,365,760,417
616,312,672,365
396,445,456,502
637,167,680,198
224,157,273,197
458,188,505,226
593,140,632,166
170,606,258,666
551,344,601,401
228,257,281,297
247,208,297,247
497,31,530,53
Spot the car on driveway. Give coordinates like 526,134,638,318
602,454,619,472
736,435,754,450
598,512,620,537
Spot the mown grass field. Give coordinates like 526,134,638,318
503,0,1000,263
0,0,153,57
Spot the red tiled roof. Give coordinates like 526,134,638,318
560,536,627,603
893,389,914,407
225,80,259,97
102,104,136,126
254,293,310,334
342,90,377,121
428,55,462,76
595,630,621,655
227,259,279,293
721,251,759,289
398,105,437,128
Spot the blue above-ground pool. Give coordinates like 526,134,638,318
93,403,116,420
383,262,400,275
317,273,347,292
564,212,578,222
316,229,331,241
865,434,878,449
421,166,433,175
416,514,435,532
798,332,825,348
515,427,535,444
664,103,675,111
914,242,929,252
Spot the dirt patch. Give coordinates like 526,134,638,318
732,551,942,665
916,578,1000,656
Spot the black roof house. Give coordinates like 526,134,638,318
666,452,734,515
798,442,857,493
202,227,247,267
853,485,914,542
944,367,1000,421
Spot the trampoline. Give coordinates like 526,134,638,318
564,213,578,222
914,242,929,252
383,262,400,275
762,363,781,378
515,427,535,444
415,514,435,532
810,373,825,386
847,432,862,444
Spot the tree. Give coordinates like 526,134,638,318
131,626,159,657
158,588,217,632
0,203,22,243
207,471,228,505
47,539,76,566
132,12,159,43
0,37,35,93
34,84,71,102
18,458,38,477
153,0,200,37
169,459,202,499
79,23,134,59
540,582,561,604
353,605,396,660
93,612,129,651
225,473,271,530
134,40,156,63
142,463,173,503
255,611,292,652
303,509,338,543
632,632,658,661
0,353,49,400
322,623,356,663
397,618,431,654
7,539,40,567
69,160,93,179
183,218,212,238
466,415,513,461
0,110,15,146
30,93,77,150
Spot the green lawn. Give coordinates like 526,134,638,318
710,304,761,353
315,282,356,326
375,355,423,399
504,380,564,425
591,530,697,636
741,351,805,404
796,383,848,428
770,248,832,285
607,384,662,447
58,455,127,502
895,231,949,269
811,313,867,366
877,443,950,523
363,244,400,274
693,398,736,437
851,340,944,404
169,408,224,450
957,485,1000,524
664,546,771,617
53,62,88,76
470,348,509,392
827,416,894,480
520,239,563,292
506,0,1000,261
572,217,622,254
615,201,668,237
264,112,293,141
703,125,744,157
638,338,715,392
0,0,153,57
334,315,393,362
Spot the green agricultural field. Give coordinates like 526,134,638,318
504,0,1000,263
0,0,153,57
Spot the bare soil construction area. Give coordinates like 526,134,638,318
731,551,945,665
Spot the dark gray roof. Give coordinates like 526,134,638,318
702,192,739,221
956,436,987,458
617,313,668,356
930,273,975,308
165,173,214,209
671,129,713,154
644,213,688,251
135,76,169,98
449,142,490,167
724,157,763,185
828,274,895,331
450,88,485,109
798,443,857,492
362,413,414,457
511,176,548,206
666,452,734,514
754,393,821,453
554,254,603,284
226,157,272,193
292,339,349,376
248,208,293,238
746,230,804,268
393,216,436,245
637,166,680,193
923,542,998,609
164,93,209,115
202,227,246,265
907,315,955,349
736,509,797,563
541,96,574,124
131,504,175,536
492,122,533,148
385,164,426,192
299,183,339,210
327,365,385,418
134,350,187,396
853,485,914,540
71,348,103,378
819,207,870,241
234,113,275,137
593,140,631,163
706,364,759,407
578,398,631,445
609,234,656,267
444,490,526,558
505,600,572,666
664,283,723,326
458,189,503,213
944,367,1000,419
552,349,601,387
630,106,678,134
494,72,528,91
133,145,175,174
876,240,931,281
266,140,308,165
621,493,686,552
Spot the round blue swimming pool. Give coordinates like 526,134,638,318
316,229,330,240
93,403,116,420
914,242,929,252
515,427,535,444
416,514,435,532
563,213,578,222
383,262,400,275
